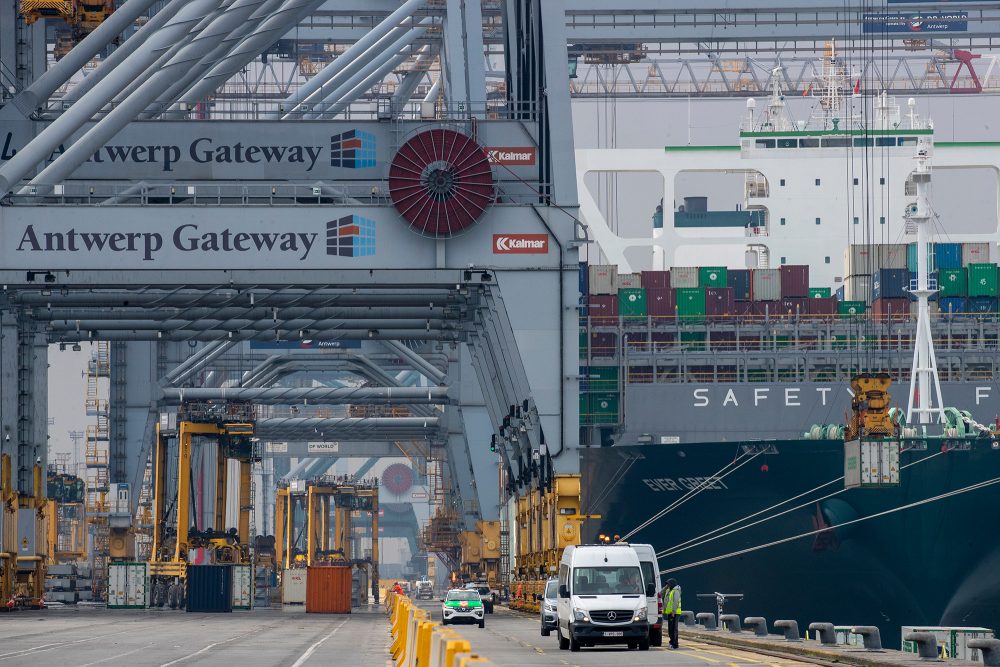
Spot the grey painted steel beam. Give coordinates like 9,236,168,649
0,0,221,195
304,21,430,118
46,318,450,331
160,386,448,404
275,0,428,119
262,441,428,457
14,0,162,115
47,329,459,343
166,340,236,385
16,290,459,307
382,340,446,385
37,306,452,321
33,0,266,188
174,0,328,107
59,0,187,105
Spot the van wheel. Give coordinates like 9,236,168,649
639,638,650,651
569,634,581,652
650,627,663,647
541,625,550,637
478,619,485,629
558,630,569,651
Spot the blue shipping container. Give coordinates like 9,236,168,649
835,285,845,301
940,297,967,315
579,263,588,299
727,269,752,301
872,268,909,300
968,297,998,314
936,243,963,269
186,565,233,613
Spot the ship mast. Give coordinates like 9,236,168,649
905,149,946,426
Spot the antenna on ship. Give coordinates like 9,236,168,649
905,146,946,426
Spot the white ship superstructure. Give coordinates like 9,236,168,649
577,46,1000,285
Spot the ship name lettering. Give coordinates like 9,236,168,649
785,388,800,406
976,387,991,404
723,389,738,406
754,388,769,405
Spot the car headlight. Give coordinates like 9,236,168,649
544,603,557,612
573,608,590,622
633,607,647,622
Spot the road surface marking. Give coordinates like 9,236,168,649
79,643,156,666
290,618,351,667
698,648,763,664
0,629,132,661
158,627,263,667
686,653,722,664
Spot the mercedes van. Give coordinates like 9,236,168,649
629,543,663,646
556,544,653,652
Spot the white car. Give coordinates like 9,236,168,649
441,589,486,628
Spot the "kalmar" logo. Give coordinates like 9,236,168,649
493,234,549,254
486,147,537,166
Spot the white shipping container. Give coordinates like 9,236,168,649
751,268,780,301
962,242,990,267
845,275,872,303
108,562,148,608
671,267,699,288
846,440,900,488
589,265,617,295
615,273,641,289
232,564,253,610
282,569,307,604
845,244,907,275
902,627,994,661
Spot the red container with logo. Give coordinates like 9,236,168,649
646,288,676,321
640,271,671,290
776,297,810,318
780,265,810,297
872,297,911,322
588,295,618,325
808,297,838,320
705,287,735,320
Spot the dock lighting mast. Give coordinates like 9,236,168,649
906,148,946,426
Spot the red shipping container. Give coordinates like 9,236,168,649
872,297,910,323
777,297,810,317
808,297,838,319
705,287,735,320
306,566,352,614
646,288,676,321
650,332,676,351
589,332,617,358
709,330,738,350
751,301,780,317
588,295,618,325
780,265,810,298
640,270,671,290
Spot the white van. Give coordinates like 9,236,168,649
629,543,663,647
556,544,653,652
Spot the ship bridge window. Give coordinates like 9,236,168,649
898,137,918,146
799,138,820,148
825,256,831,264
777,138,797,148
854,138,874,147
755,139,776,149
821,137,851,148
876,137,897,147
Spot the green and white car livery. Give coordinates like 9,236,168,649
441,589,485,627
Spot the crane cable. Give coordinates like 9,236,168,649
619,449,761,542
656,448,943,560
662,472,1000,575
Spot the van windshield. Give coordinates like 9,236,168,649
572,566,642,595
544,580,558,600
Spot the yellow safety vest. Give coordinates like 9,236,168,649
664,586,682,614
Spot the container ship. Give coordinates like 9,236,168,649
576,58,1000,646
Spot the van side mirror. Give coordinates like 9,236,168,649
645,582,655,597
558,585,569,598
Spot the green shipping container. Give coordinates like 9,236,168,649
966,263,998,297
675,287,706,321
679,331,706,350
584,366,619,392
618,287,648,318
579,331,587,360
838,301,867,318
579,394,591,424
809,287,832,298
906,243,934,273
938,268,967,297
589,392,619,423
699,266,728,288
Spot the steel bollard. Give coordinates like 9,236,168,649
774,620,802,642
744,617,768,637
696,612,717,630
720,614,742,633
851,626,882,651
808,622,836,645
969,639,1000,666
903,632,939,660
680,611,696,627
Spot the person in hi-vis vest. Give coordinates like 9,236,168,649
664,579,682,649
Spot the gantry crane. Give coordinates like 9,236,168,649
149,402,257,609
275,477,379,604
0,455,15,609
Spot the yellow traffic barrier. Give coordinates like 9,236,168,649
402,608,429,667
453,652,494,667
429,628,466,667
414,620,436,667
442,638,473,667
